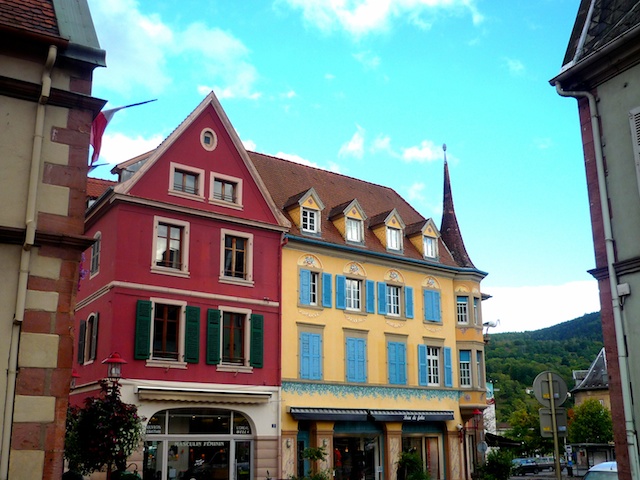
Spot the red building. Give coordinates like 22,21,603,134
73,93,290,479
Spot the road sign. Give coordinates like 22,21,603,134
540,408,568,438
533,371,568,407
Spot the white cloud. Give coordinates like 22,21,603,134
88,0,260,99
282,90,297,99
338,125,366,159
401,139,442,163
481,281,600,334
325,73,336,81
275,151,341,173
372,134,392,153
353,51,381,69
407,182,426,202
281,0,484,37
97,132,164,166
504,57,525,76
243,139,257,151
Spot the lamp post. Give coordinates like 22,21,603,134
102,352,127,397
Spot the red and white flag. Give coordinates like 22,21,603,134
89,99,157,166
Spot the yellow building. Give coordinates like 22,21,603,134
250,151,488,480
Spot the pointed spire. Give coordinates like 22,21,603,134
440,144,475,268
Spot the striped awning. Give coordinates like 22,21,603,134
288,407,369,421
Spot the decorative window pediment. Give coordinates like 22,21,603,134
330,199,367,244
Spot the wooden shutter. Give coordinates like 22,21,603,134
250,314,264,368
134,300,152,360
388,341,405,384
444,346,453,387
184,306,200,363
377,282,387,315
629,106,640,193
300,332,311,378
405,286,414,319
418,344,427,386
206,309,221,365
310,333,322,379
77,320,86,364
299,269,310,305
89,313,99,361
322,273,332,307
424,290,441,322
366,280,375,313
346,337,365,382
336,275,346,310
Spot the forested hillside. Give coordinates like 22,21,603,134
485,312,603,422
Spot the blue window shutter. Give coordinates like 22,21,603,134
322,273,332,307
346,338,356,382
249,314,264,368
388,342,397,384
336,275,346,310
378,282,387,315
423,290,441,322
444,346,453,387
405,286,414,319
134,300,152,360
299,269,311,305
310,333,322,379
206,309,221,365
184,306,200,364
366,280,375,313
418,344,428,386
356,338,366,382
300,332,311,379
398,343,407,384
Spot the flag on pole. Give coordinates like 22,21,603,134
89,99,157,166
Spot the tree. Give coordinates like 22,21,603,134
65,380,144,477
568,399,613,443
507,401,553,457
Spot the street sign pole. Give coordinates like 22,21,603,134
547,371,562,480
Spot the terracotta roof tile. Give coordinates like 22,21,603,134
87,177,116,199
0,0,59,37
248,151,459,267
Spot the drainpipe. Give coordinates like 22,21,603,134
0,44,57,480
555,81,640,480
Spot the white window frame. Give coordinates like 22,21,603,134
309,271,319,306
200,127,218,151
386,226,401,251
90,231,101,278
301,207,320,234
387,284,401,317
346,217,363,243
151,216,190,277
473,297,480,325
219,228,254,286
148,297,187,367
217,305,253,372
345,278,362,311
456,296,469,324
424,236,437,258
427,346,440,386
476,350,484,388
210,172,243,209
169,162,205,201
459,350,472,387
82,312,99,364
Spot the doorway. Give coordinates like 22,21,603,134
333,436,380,480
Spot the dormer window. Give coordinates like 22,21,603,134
424,236,437,258
386,227,401,251
302,207,319,234
174,169,199,195
214,178,237,203
346,218,363,243
169,163,205,201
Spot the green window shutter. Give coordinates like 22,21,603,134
250,314,264,368
134,300,152,360
206,309,221,365
184,306,200,363
77,320,86,364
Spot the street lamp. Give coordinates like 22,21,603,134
70,369,80,389
102,352,127,382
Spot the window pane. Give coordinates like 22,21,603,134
223,312,245,364
156,223,182,269
153,304,180,360
224,235,247,278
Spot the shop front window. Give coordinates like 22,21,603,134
143,408,252,480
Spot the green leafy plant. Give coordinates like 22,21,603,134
473,450,513,480
65,380,144,478
290,445,332,480
397,451,430,480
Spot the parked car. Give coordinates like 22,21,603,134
512,458,539,475
583,461,618,480
536,456,565,471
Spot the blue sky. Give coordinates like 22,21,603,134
86,0,599,333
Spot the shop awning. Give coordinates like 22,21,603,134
485,432,521,448
368,410,454,422
288,407,369,421
136,386,272,404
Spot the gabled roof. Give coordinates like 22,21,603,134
87,177,116,200
0,0,105,67
249,151,476,270
572,347,608,391
111,92,290,228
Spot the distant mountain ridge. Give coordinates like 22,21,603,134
486,312,603,422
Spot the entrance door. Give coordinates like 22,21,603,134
334,436,380,480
